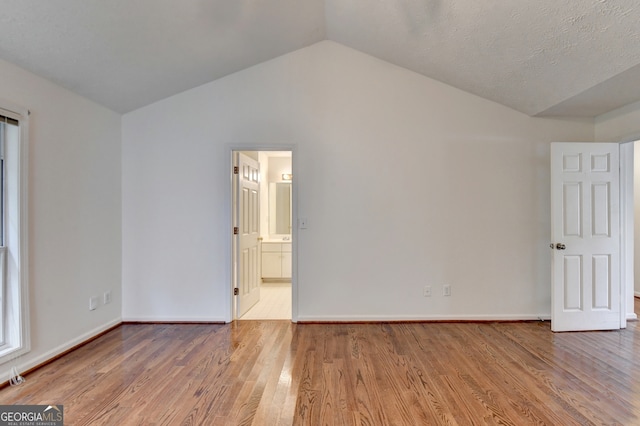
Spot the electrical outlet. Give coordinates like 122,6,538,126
443,285,451,297
103,290,112,305
423,286,432,297
89,296,99,311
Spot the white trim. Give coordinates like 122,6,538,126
617,132,640,144
620,141,633,328
0,105,27,122
297,314,553,322
226,145,298,323
121,316,226,323
18,102,29,357
2,319,120,382
291,148,298,323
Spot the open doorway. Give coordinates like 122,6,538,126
620,140,639,322
232,150,293,320
633,141,640,306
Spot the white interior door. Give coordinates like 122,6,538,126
551,142,621,332
235,153,260,317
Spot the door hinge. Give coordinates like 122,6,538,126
234,288,239,296
233,227,239,235
233,166,239,174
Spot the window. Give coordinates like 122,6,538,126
0,102,29,364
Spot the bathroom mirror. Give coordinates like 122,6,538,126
269,182,292,236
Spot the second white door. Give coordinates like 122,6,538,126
550,142,621,332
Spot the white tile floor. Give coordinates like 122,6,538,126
240,282,291,320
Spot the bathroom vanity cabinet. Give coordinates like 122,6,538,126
261,242,292,279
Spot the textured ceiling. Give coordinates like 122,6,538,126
325,0,640,117
0,0,638,117
0,0,325,113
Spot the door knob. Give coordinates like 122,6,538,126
555,243,566,250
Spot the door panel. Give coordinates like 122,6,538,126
236,153,261,317
592,255,611,309
563,255,582,310
551,143,621,332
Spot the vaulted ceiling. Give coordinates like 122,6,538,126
0,0,638,117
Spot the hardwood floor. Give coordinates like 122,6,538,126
2,309,640,424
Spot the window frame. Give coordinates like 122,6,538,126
0,120,5,345
0,99,29,364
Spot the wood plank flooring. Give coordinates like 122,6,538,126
2,305,640,424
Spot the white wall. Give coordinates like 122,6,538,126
0,59,122,379
122,41,593,322
595,101,640,142
267,156,292,184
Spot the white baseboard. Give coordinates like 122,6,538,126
122,316,227,323
296,314,552,322
5,318,122,381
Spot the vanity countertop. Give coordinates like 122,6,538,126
262,238,292,244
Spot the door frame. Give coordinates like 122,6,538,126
620,140,638,323
227,145,298,323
